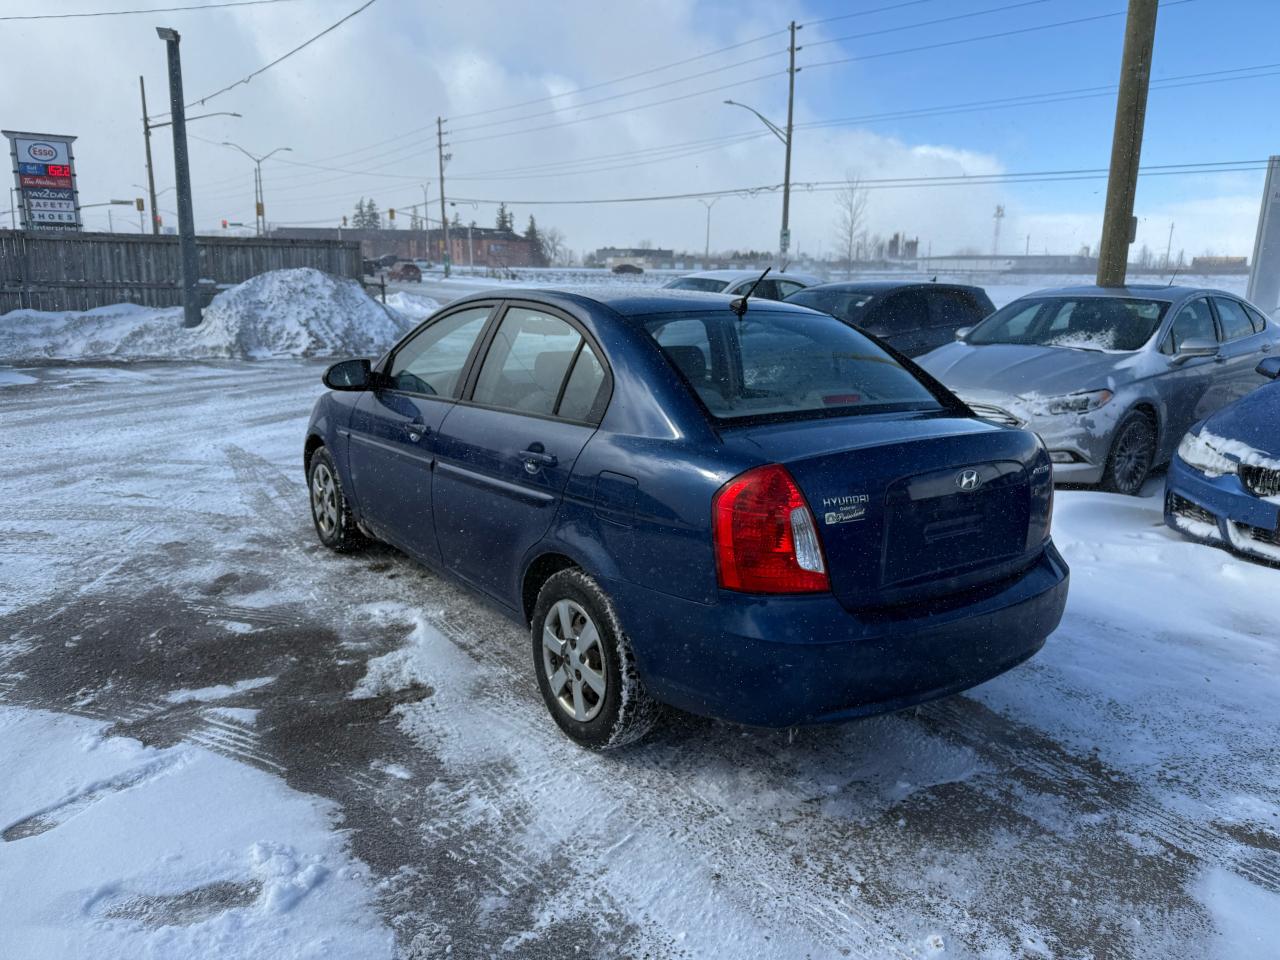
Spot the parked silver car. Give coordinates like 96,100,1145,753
662,269,820,300
918,285,1280,494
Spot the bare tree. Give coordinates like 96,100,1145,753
543,227,569,266
832,174,869,279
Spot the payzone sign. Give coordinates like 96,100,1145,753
3,129,81,231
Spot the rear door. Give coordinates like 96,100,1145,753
871,289,931,355
346,303,495,561
1213,297,1272,401
922,287,988,354
431,303,611,601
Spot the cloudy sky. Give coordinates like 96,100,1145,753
2,0,1275,261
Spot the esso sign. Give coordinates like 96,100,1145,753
26,142,58,162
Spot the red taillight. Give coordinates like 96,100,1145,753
713,464,829,594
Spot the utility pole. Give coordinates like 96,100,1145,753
992,205,1004,256
156,27,200,328
780,20,798,261
698,197,719,264
436,118,451,278
139,76,160,236
1025,234,1031,256
1097,0,1159,287
1164,220,1175,270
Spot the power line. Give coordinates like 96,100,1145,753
801,0,945,29
805,0,1060,51
447,26,789,122
0,0,300,21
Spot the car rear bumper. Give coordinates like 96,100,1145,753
1164,455,1280,561
603,543,1069,727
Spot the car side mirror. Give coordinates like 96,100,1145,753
1172,338,1219,364
323,358,374,390
954,326,973,342
1257,356,1280,380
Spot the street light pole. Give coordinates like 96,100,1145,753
156,26,201,328
221,142,291,237
139,75,161,235
698,197,719,264
437,117,451,278
781,20,798,261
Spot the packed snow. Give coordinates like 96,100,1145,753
1180,428,1280,477
0,268,418,362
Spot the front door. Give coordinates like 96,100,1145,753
345,304,494,562
432,304,610,602
1159,297,1225,447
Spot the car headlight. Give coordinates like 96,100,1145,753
1021,389,1114,417
1178,430,1238,476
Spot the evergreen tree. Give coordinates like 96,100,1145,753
451,211,462,227
524,215,548,267
365,199,381,229
495,202,511,232
352,198,368,229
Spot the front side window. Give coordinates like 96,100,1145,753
1214,298,1255,342
1162,298,1217,354
645,309,942,423
967,297,1168,352
472,307,583,416
666,277,729,293
388,306,492,396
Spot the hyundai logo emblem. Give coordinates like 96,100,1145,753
955,468,982,492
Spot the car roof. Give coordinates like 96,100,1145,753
672,269,821,283
448,285,823,319
1011,284,1227,301
796,280,987,294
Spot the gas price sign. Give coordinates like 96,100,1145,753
3,130,82,231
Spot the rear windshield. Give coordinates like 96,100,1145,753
665,277,729,293
967,296,1169,351
645,309,943,423
784,288,875,324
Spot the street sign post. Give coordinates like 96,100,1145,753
3,131,82,231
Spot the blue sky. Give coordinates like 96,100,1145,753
2,0,1273,257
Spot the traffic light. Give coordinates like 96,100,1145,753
255,201,265,217
135,198,145,212
222,219,228,229
342,215,348,227
388,208,395,221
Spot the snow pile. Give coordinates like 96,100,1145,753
383,291,439,322
0,268,415,361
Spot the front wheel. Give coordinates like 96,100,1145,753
531,569,661,749
1102,411,1156,495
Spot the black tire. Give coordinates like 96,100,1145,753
307,446,364,552
531,569,662,749
1102,410,1157,496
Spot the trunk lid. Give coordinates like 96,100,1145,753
722,412,1050,610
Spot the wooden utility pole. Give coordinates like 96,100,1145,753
139,76,160,235
437,118,451,278
1096,0,1159,287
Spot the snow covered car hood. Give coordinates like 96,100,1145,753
1195,380,1280,455
918,342,1137,398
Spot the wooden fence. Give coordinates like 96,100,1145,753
0,230,362,313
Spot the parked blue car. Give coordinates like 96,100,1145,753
1165,356,1280,562
304,289,1069,748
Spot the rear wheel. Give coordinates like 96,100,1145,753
531,569,661,749
1102,411,1156,496
308,446,364,552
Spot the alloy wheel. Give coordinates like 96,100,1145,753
541,599,608,722
1112,419,1155,493
311,462,339,537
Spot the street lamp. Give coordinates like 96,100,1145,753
80,199,136,233
451,200,478,272
726,95,794,260
697,197,720,265
221,142,291,236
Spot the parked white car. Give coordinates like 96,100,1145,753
662,269,821,301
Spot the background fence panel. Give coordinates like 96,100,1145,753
0,230,362,314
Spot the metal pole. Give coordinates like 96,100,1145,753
108,208,114,233
781,20,797,260
1096,0,1159,287
437,117,450,278
140,76,161,236
254,162,262,236
157,28,201,327
467,223,473,271
1164,220,1175,269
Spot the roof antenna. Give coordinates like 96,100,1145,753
731,267,771,319
1166,262,1182,287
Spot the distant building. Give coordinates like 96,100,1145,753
589,247,676,270
1190,256,1248,274
919,253,1098,274
269,226,535,268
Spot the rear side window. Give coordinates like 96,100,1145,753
557,344,608,423
388,306,491,396
776,279,805,298
666,277,728,293
1214,298,1256,341
927,289,983,328
1245,303,1269,333
472,307,582,416
875,290,929,334
645,309,942,423
784,288,874,325
1162,298,1217,354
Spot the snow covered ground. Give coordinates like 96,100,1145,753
1,361,1278,958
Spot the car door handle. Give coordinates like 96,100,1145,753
520,449,558,472
403,421,430,442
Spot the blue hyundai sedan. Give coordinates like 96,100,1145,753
1165,356,1280,562
304,289,1069,748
